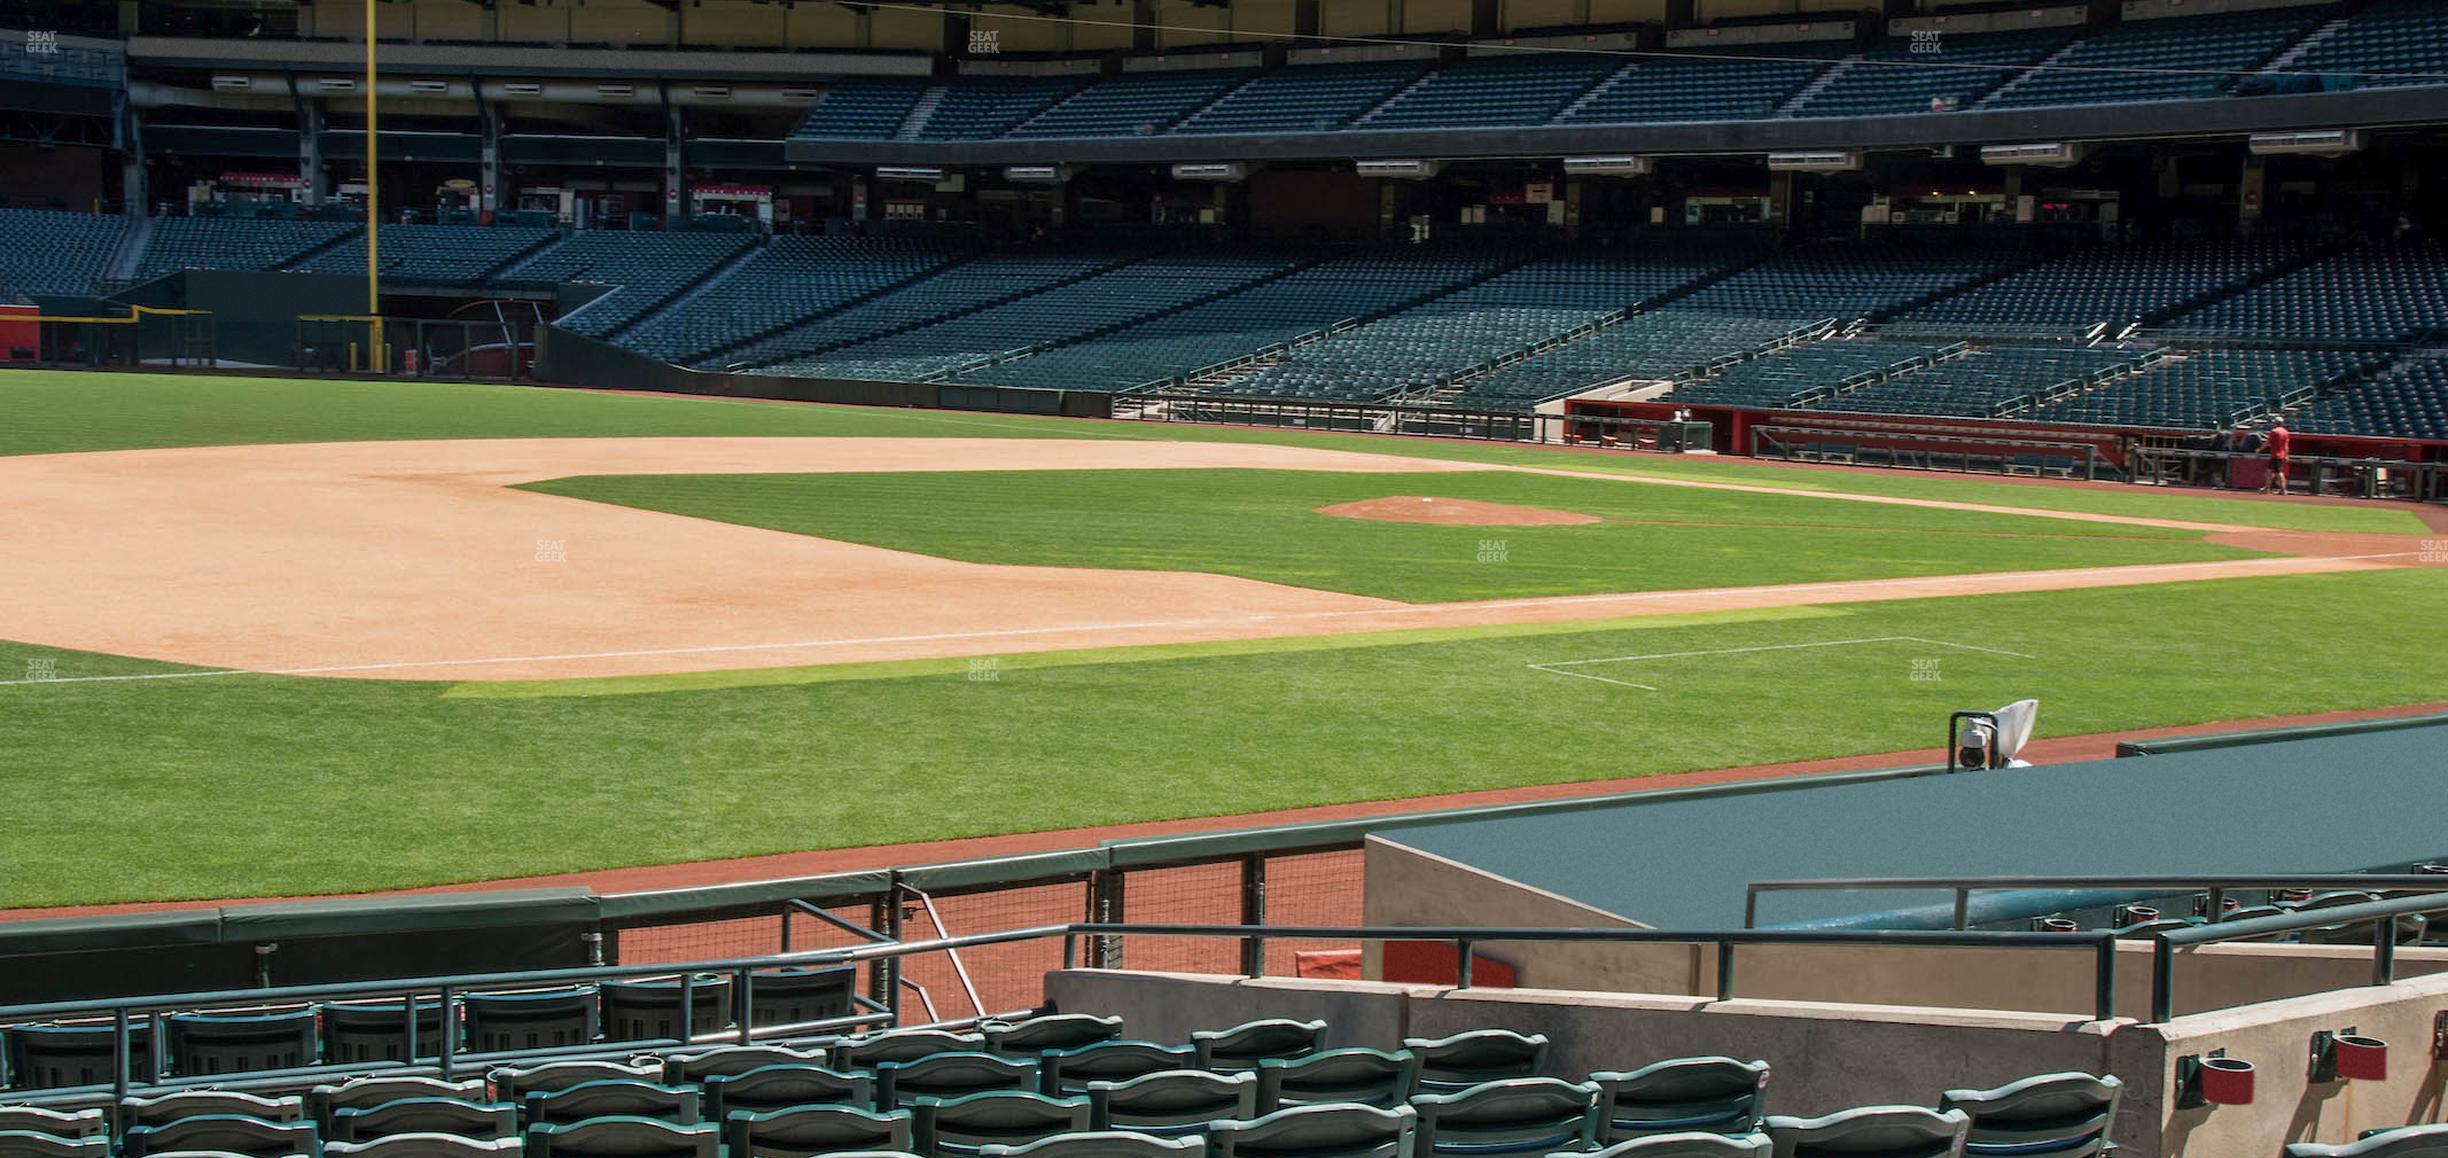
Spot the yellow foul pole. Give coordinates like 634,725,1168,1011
364,0,383,368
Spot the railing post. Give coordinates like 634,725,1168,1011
877,880,904,1025
1238,854,1267,979
734,968,754,1044
1715,943,1737,1003
113,1007,131,1102
2094,935,2119,1022
2149,938,2175,1024
1089,870,1125,971
780,906,793,955
1455,940,1474,990
1952,889,1970,931
679,973,697,1049
438,985,458,1080
401,991,420,1065
2374,916,2398,988
255,942,278,988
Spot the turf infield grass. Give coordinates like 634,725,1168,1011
1,567,2441,908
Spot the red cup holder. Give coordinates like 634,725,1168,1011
2118,906,2161,927
2335,1035,2389,1082
2039,917,2081,933
2200,1057,2257,1106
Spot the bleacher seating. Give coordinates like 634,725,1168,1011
504,231,756,339
1176,61,1430,135
1984,6,2331,109
1560,47,1838,125
2280,0,2448,91
1666,341,1957,408
1008,70,1257,138
1787,29,2072,118
2027,347,2385,429
618,237,963,364
134,217,358,282
736,252,1130,373
1355,55,1619,129
0,208,128,298
2159,242,2448,343
2290,352,2448,440
290,225,558,284
1898,238,2315,337
1453,311,1824,408
912,76,1096,140
753,251,1305,382
796,79,932,139
1812,344,2150,418
1675,239,2028,323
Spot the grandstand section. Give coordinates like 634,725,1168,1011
290,225,558,285
2028,347,2387,430
1809,343,2155,419
1981,4,2334,109
0,208,127,299
2291,352,2448,441
132,217,356,283
2160,242,2448,344
500,231,757,340
617,236,968,365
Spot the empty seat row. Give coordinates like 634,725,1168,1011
1984,5,2332,109
500,231,757,339
2026,347,2385,430
0,208,130,298
289,226,559,285
618,236,966,364
1810,343,2152,419
2288,352,2448,441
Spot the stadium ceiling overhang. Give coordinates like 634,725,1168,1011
780,87,2445,168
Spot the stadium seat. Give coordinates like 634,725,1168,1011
0,1136,107,1158
0,1110,103,1140
329,1099,519,1144
4,1022,156,1090
986,1015,1126,1057
1192,1020,1329,1073
601,975,733,1042
702,1064,875,1122
320,999,449,1065
311,1077,489,1131
526,1117,718,1158
323,1137,525,1158
1409,1077,1601,1156
121,1116,319,1158
979,1132,1205,1158
1569,1135,1770,1156
724,1106,916,1158
1006,69,1258,138
1256,1048,1420,1111
0,208,129,298
879,1053,1043,1108
1086,1070,1259,1135
523,1080,703,1127
1984,6,2328,109
908,75,1095,140
121,1093,305,1128
1760,1107,1969,1157
911,1091,1092,1158
660,1043,830,1084
2286,1125,2448,1155
1042,1042,1199,1095
1938,1073,2119,1157
838,1031,991,1071
1590,1058,1771,1145
492,1060,664,1102
161,1010,317,1079
792,79,932,139
1206,1104,1418,1158
464,987,598,1054
748,966,861,1030
1403,1031,1550,1094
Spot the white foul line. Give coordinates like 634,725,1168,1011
1526,635,2035,693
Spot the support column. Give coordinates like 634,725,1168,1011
663,99,686,225
1132,0,1156,53
1767,170,1797,233
1295,0,1320,40
2239,153,2266,232
297,99,325,207
478,97,501,221
120,105,147,215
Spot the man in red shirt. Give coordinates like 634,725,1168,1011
2260,420,2292,495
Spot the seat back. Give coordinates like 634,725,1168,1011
662,1043,828,1084
1256,1049,1419,1112
0,1133,110,1158
2285,1124,2448,1155
122,1115,320,1158
880,1053,1041,1108
725,1105,915,1158
1192,1021,1328,1073
1591,1059,1770,1144
750,967,860,1031
527,1116,718,1158
705,1064,875,1121
524,1079,702,1126
0,1109,106,1139
492,1059,664,1102
1402,1032,1549,1095
330,1099,519,1144
1763,1107,1968,1158
4,1022,156,1091
837,1030,987,1071
1412,1078,1599,1156
324,1136,525,1158
602,976,734,1045
121,1093,305,1129
464,987,598,1054
162,1010,317,1078
913,1091,1092,1158
1207,1103,1418,1158
310,1077,489,1130
1043,1042,1197,1095
320,1001,449,1066
1575,1134,1771,1157
1088,1069,1257,1134
984,1016,1125,1058
978,1132,1205,1158
1938,1073,2120,1157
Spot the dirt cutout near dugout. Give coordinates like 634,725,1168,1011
1318,495,1603,526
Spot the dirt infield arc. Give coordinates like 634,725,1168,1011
0,436,2419,682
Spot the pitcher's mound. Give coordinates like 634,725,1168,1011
1317,496,1602,527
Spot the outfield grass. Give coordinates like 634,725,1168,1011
2,369,2422,534
525,469,2264,602
1,567,2441,909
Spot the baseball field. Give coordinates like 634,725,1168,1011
2,368,2440,910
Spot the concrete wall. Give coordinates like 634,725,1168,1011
1044,968,2448,1156
1366,836,2448,1019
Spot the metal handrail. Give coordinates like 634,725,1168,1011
2148,892,2448,1022
1745,874,2448,930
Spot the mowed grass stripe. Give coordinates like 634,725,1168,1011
521,468,2265,603
0,567,2440,908
0,369,2421,535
